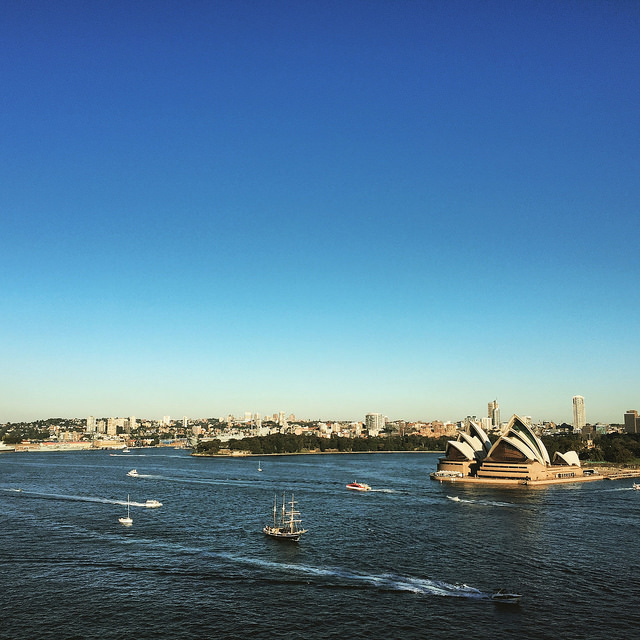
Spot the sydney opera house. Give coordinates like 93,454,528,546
433,414,591,485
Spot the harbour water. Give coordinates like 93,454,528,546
1,449,639,639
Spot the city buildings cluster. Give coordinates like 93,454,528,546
2,395,636,452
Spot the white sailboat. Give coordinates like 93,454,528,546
119,494,133,526
258,461,263,472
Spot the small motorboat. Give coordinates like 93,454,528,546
145,499,162,508
447,495,461,502
127,469,139,477
491,589,521,604
633,482,640,490
346,482,371,492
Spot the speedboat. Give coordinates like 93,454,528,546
633,482,640,490
447,495,461,502
491,589,521,604
346,482,371,492
145,499,162,508
127,469,139,477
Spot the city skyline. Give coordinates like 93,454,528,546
2,2,639,425
1,393,628,427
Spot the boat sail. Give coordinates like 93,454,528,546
263,493,307,542
119,494,133,526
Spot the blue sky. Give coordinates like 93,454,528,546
1,0,638,424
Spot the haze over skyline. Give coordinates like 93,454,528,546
2,1,639,424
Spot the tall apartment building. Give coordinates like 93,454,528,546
572,396,586,431
106,417,117,436
488,400,500,428
86,416,97,433
624,410,639,434
365,413,385,436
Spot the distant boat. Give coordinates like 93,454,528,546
263,494,307,542
145,499,162,508
447,495,461,502
491,589,521,604
633,482,640,490
346,481,371,492
258,461,263,472
122,446,130,453
119,495,133,526
127,469,139,477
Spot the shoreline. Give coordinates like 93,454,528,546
191,449,445,457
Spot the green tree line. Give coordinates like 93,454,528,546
195,432,640,464
195,433,450,455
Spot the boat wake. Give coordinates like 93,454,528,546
447,495,516,507
127,473,268,489
1,488,160,508
110,454,148,457
218,553,489,599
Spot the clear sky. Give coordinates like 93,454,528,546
1,0,638,424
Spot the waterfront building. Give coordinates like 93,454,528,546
435,415,584,484
624,410,639,434
86,415,97,433
128,416,136,433
572,396,586,431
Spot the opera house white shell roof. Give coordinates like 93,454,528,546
485,415,551,465
443,415,581,468
553,450,581,466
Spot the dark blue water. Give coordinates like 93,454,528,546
1,450,639,639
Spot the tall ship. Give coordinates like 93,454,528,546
263,494,307,542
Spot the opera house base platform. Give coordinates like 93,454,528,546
431,470,605,486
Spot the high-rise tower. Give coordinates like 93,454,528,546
624,410,639,434
488,400,500,428
365,413,385,436
572,396,586,431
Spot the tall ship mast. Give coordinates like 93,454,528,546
263,493,307,542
